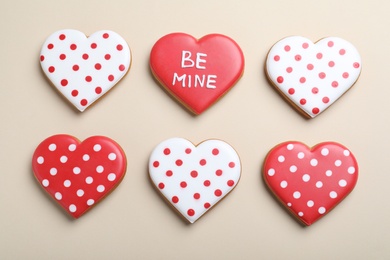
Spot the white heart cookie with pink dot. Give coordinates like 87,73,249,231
266,36,361,118
149,138,241,223
40,29,131,112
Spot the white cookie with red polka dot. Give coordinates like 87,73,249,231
40,29,131,112
149,138,241,223
266,36,361,118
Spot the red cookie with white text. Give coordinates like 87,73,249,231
266,36,361,118
150,33,245,115
263,141,358,225
32,134,127,218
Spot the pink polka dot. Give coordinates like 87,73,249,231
40,55,45,61
190,170,198,178
322,97,330,103
216,169,223,176
71,90,78,97
193,193,200,199
166,170,173,177
339,49,346,55
312,107,320,114
214,189,222,197
95,87,102,94
95,63,102,70
295,55,301,61
187,209,195,216
172,196,179,203
163,148,170,155
204,203,211,209
47,43,54,49
108,75,114,82
332,81,339,88
328,41,334,47
227,180,235,187
82,53,89,60
312,87,319,94
316,53,323,59
59,34,66,40
229,162,235,168
153,161,159,167
180,181,187,188
80,99,88,106
158,183,165,189
277,76,284,84
343,72,349,78
119,64,125,71
288,88,295,95
353,62,360,68
300,99,306,105
59,54,66,60
70,44,77,50
117,44,123,51
200,159,207,166
85,76,92,82
286,67,293,73
302,42,309,49
328,61,335,67
307,64,314,70
212,148,219,155
284,45,291,52
319,72,326,79
176,160,183,166
72,65,79,71
185,148,192,154
204,180,211,187
300,77,306,83
60,79,68,86
103,33,109,39
91,43,97,49
105,54,111,60
48,66,55,73
274,55,280,61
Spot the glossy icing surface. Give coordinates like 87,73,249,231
32,134,127,218
263,141,358,225
149,138,241,223
266,36,361,118
40,29,131,112
150,33,244,115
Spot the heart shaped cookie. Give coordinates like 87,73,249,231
149,138,241,223
266,36,361,118
32,134,127,218
263,141,358,225
150,33,244,115
40,29,131,112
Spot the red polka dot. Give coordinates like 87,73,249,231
328,61,335,67
227,180,235,187
277,76,284,84
343,72,349,78
47,43,54,49
105,54,111,60
204,203,211,209
190,170,198,178
103,33,109,39
185,148,192,154
332,81,339,88
172,196,179,203
302,42,309,49
353,62,360,68
319,72,326,79
117,44,123,51
119,64,125,71
322,97,330,103
166,170,173,177
312,87,319,94
295,55,301,61
339,49,346,55
82,53,89,60
158,183,165,189
59,54,66,60
48,66,55,73
72,65,79,71
108,75,114,82
70,44,77,50
284,45,291,52
300,99,306,105
80,99,88,106
286,67,293,73
60,79,68,86
153,161,159,168
85,76,92,82
328,41,334,47
288,88,295,95
229,162,235,168
59,34,66,40
175,160,183,166
212,148,219,155
216,169,223,176
95,87,102,94
91,43,97,49
95,63,102,70
300,77,306,83
274,55,280,61
71,90,78,97
187,209,195,216
316,53,323,59
193,193,200,200
180,181,187,188
40,55,45,61
200,159,207,166
312,107,320,114
307,64,314,70
163,148,171,155
204,180,211,187
214,189,222,197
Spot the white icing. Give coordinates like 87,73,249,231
266,36,361,118
40,29,131,112
149,138,241,223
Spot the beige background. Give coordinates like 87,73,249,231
1,0,389,259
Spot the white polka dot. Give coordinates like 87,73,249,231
307,200,314,207
330,191,338,199
87,199,95,206
93,144,102,152
302,174,310,182
42,179,49,187
73,167,81,174
64,180,71,187
55,192,62,200
268,168,275,176
316,181,323,188
96,165,104,173
108,153,117,160
344,150,350,156
287,202,292,207
318,207,326,214
85,176,93,184
77,189,84,197
348,166,356,174
83,154,90,161
68,144,76,151
289,165,297,173
108,173,116,181
69,204,77,213
298,212,304,217
97,185,105,192
60,156,68,163
50,168,57,176
287,144,294,150
280,181,288,188
310,159,318,166
321,148,329,156
37,156,44,164
339,179,347,187
48,143,57,151
278,155,285,162
326,170,333,177
293,191,301,199
297,152,305,159
335,160,342,167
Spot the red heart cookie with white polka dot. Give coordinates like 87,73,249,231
40,29,131,112
150,33,244,115
149,138,241,223
263,141,358,225
266,36,361,118
32,135,127,218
